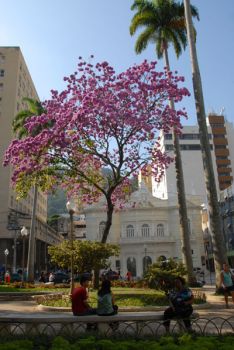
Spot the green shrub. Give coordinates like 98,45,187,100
51,336,71,350
0,339,33,350
144,258,187,292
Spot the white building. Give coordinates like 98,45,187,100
152,125,219,203
152,118,234,203
85,183,205,278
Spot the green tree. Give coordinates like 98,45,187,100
12,97,46,282
48,240,119,275
130,0,199,283
183,0,227,286
12,98,46,139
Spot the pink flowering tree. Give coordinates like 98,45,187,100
4,58,189,243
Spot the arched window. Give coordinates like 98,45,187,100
99,221,106,240
143,256,152,274
188,219,192,234
126,224,134,238
141,224,150,237
157,224,164,237
127,257,136,277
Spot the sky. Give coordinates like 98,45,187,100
0,0,234,125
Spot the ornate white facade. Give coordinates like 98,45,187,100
85,183,205,278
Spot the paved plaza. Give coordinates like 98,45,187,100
0,285,233,318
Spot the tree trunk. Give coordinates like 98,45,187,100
163,45,195,284
183,0,227,286
93,269,100,290
27,184,37,282
101,195,114,243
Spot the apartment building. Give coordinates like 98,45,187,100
208,114,233,190
152,118,234,203
0,47,62,272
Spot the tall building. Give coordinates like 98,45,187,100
0,47,62,272
152,117,234,203
208,114,233,190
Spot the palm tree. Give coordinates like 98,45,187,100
183,0,227,286
130,0,199,283
13,97,46,282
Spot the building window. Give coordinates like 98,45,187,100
165,133,172,140
157,224,164,237
0,54,5,63
143,256,152,274
188,218,191,234
213,134,225,139
165,145,174,151
141,224,150,237
0,69,4,77
217,156,229,160
210,123,224,128
126,224,134,238
99,221,106,240
0,83,3,91
215,145,227,150
127,257,136,277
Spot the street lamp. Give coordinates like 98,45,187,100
21,226,28,284
66,201,76,293
4,249,9,271
143,244,147,274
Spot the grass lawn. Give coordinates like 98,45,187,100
0,285,205,307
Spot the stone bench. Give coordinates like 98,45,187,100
0,311,200,337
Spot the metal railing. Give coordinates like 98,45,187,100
0,317,233,339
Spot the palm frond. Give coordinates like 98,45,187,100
130,11,159,35
134,26,157,54
130,0,199,59
12,97,46,139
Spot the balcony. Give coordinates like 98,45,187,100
119,234,176,244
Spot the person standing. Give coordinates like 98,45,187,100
220,263,234,308
126,270,132,282
39,272,46,283
4,271,10,284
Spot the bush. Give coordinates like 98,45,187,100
144,258,187,292
1,336,234,350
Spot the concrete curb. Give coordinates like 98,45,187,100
37,302,210,313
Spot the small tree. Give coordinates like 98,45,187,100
4,58,189,243
48,240,119,274
144,258,187,292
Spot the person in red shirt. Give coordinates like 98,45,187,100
72,275,96,316
126,270,132,282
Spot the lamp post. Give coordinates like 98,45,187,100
4,249,9,271
21,226,28,284
143,244,147,274
66,201,76,293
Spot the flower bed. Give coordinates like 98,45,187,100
37,288,206,308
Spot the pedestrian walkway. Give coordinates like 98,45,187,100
0,285,233,318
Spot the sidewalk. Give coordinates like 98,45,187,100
0,285,233,318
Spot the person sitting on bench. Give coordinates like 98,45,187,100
71,275,96,316
97,279,118,316
97,279,118,331
163,276,194,332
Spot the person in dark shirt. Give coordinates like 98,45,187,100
39,272,46,283
163,276,194,331
71,275,96,316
